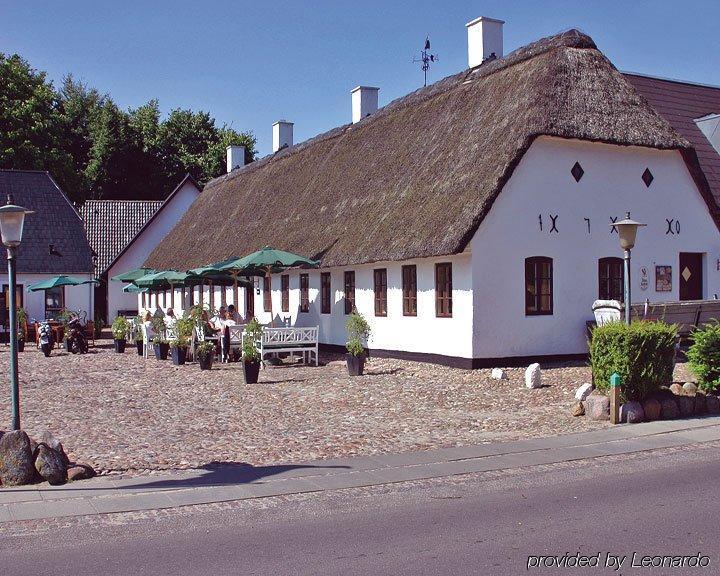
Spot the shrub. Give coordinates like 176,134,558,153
346,310,371,357
16,307,27,340
242,318,262,361
687,321,720,392
590,320,677,402
195,340,215,359
175,316,195,342
111,316,129,340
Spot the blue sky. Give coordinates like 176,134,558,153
2,1,718,156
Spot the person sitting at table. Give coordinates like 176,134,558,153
210,306,226,330
227,304,240,323
143,311,156,341
201,310,220,338
221,311,237,360
165,308,177,328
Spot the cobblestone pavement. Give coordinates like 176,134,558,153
0,339,669,474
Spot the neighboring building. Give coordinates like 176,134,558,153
0,170,94,324
144,22,720,367
90,175,201,321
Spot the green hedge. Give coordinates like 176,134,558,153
687,321,720,392
590,321,677,402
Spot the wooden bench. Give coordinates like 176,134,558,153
630,299,720,338
259,326,319,366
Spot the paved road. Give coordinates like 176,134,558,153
2,443,717,576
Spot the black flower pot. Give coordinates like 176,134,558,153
171,346,187,366
153,342,169,360
17,339,25,352
41,342,52,357
136,341,144,355
346,354,365,376
65,338,72,351
198,353,214,370
243,359,261,383
114,339,126,353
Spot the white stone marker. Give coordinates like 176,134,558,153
525,363,542,389
491,368,508,380
575,383,593,401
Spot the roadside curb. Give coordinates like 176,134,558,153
2,416,720,523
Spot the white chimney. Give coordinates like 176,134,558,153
351,86,379,124
226,145,245,173
272,120,294,152
466,16,504,68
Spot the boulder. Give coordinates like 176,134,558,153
40,430,70,467
575,383,594,401
571,401,585,417
620,401,644,424
491,368,508,380
0,430,36,486
34,444,67,485
706,394,720,414
642,398,662,421
525,363,541,389
669,383,684,396
678,395,695,417
682,382,698,396
661,398,679,419
67,464,96,482
585,394,610,421
694,394,707,415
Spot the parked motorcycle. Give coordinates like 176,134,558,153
38,321,54,357
65,315,88,354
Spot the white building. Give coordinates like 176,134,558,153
82,175,201,321
0,170,95,326
144,21,720,367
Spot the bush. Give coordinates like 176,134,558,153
242,318,262,361
346,310,371,357
111,316,129,340
590,321,677,402
687,321,720,392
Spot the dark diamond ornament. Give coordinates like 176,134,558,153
571,162,584,182
642,168,654,187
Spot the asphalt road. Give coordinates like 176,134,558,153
2,444,718,576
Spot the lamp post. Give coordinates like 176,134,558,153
0,195,33,430
613,212,646,325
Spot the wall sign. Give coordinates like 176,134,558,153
666,218,680,235
640,267,648,291
655,266,672,292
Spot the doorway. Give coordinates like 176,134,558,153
679,252,703,301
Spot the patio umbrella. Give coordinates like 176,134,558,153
217,247,319,325
122,283,148,294
26,275,99,292
188,259,253,310
133,270,190,310
110,267,157,283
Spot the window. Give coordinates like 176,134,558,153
281,275,289,312
402,265,417,316
1,283,23,326
321,273,331,314
599,257,624,301
435,263,452,317
45,286,64,320
344,271,355,314
263,276,272,312
245,285,254,319
300,274,309,313
374,269,387,317
525,257,553,315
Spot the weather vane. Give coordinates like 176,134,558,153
413,36,438,87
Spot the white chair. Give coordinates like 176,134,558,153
223,324,246,363
592,300,622,326
141,323,150,359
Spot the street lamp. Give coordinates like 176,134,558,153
0,195,33,430
613,212,646,325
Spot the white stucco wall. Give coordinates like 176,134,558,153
106,180,200,320
471,136,720,360
0,273,94,324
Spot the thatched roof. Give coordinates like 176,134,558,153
146,30,699,271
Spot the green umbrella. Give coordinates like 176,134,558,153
111,267,157,282
26,275,99,292
123,283,148,293
134,270,190,310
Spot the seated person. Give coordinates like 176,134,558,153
164,308,177,329
227,304,241,323
201,310,220,338
143,311,156,340
210,306,226,330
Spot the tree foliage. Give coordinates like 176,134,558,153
0,52,257,203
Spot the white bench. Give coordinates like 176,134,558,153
259,326,319,366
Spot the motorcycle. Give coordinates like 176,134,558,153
38,320,54,357
64,315,88,354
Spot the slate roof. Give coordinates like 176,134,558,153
80,199,163,275
146,30,703,271
624,73,720,207
0,170,94,274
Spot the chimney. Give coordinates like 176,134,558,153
351,86,379,124
272,120,293,152
226,145,245,173
466,16,504,68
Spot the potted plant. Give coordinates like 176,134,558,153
169,336,188,365
111,316,129,353
196,340,215,370
133,315,144,355
345,310,371,376
134,331,144,355
242,318,262,383
152,335,169,360
16,307,27,352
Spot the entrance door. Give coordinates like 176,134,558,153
679,252,703,301
245,285,255,319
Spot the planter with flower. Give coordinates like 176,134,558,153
152,335,169,360
111,316,129,353
170,316,194,366
345,310,371,376
242,318,262,383
196,340,215,370
133,315,144,355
